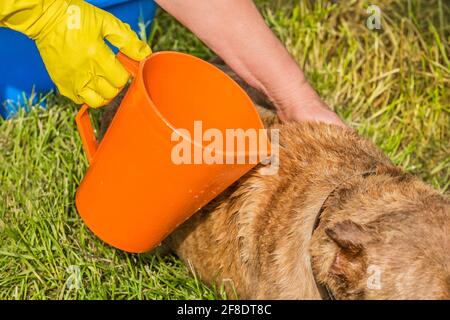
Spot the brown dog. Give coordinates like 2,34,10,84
101,61,450,300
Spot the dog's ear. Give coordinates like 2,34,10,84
325,220,372,282
325,220,371,255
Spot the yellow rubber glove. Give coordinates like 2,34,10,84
0,0,151,108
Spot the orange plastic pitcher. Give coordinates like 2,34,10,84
75,52,270,253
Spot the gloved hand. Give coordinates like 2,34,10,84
0,0,151,108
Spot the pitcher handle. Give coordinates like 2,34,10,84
76,104,97,165
117,51,140,78
76,52,144,164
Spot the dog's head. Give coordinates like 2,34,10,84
311,176,450,300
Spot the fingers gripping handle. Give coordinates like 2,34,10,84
117,51,140,78
76,52,141,164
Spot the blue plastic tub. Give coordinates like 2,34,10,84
0,0,157,119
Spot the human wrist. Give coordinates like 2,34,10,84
266,72,345,126
266,72,326,120
5,0,69,40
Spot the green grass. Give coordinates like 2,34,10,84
0,0,449,299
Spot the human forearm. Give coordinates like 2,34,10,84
155,0,344,125
0,0,64,37
156,1,291,93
